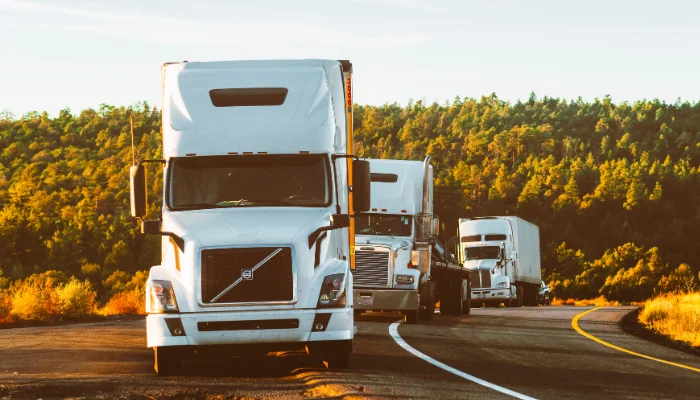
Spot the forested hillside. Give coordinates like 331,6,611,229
0,94,699,302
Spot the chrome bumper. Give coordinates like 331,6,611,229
353,289,419,311
471,289,511,302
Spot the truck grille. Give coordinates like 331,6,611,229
353,248,390,287
481,269,492,288
470,269,481,288
201,247,293,304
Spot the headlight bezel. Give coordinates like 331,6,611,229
495,281,508,289
148,280,179,314
317,273,347,308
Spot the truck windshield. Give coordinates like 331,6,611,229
356,214,412,237
463,246,500,261
167,154,331,210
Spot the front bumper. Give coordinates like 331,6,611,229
471,288,511,303
147,307,352,348
353,288,419,311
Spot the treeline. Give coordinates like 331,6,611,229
0,94,699,303
0,103,161,306
352,94,700,300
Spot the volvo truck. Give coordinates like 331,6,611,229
458,217,541,307
129,59,371,374
353,158,470,323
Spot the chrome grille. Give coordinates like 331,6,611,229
481,269,492,288
470,269,481,288
354,248,390,288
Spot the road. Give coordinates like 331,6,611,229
1,307,698,399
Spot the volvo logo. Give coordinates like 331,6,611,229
241,269,253,280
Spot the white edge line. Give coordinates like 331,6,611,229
389,321,537,400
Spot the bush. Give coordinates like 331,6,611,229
55,278,97,318
0,291,12,323
10,276,61,321
101,290,145,316
102,270,131,297
639,292,700,347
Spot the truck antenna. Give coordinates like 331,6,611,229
130,113,136,166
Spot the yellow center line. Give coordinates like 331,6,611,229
571,307,700,373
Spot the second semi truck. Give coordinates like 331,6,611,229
353,157,470,323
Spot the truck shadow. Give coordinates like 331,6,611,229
177,350,325,378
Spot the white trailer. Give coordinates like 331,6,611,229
129,59,371,374
353,157,471,323
457,216,541,307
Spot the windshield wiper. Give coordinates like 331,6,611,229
215,199,289,207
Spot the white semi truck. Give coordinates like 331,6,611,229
457,217,541,307
353,157,471,323
129,59,371,374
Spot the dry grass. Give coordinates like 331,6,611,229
100,290,145,316
551,296,621,307
639,292,700,347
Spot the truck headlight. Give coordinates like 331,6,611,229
148,280,179,313
318,273,346,308
396,275,414,284
495,282,508,289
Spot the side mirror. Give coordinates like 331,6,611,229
130,165,147,218
430,217,440,237
352,159,371,212
330,214,350,228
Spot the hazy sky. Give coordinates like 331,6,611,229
1,0,699,116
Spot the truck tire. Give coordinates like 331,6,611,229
515,285,523,307
324,340,352,369
153,346,182,376
462,280,471,315
420,282,436,320
404,309,419,324
449,279,463,316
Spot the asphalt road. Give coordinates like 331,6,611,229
1,307,698,399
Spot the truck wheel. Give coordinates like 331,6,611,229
153,346,182,376
404,309,419,324
462,280,471,315
420,282,436,320
515,285,523,307
320,340,352,369
449,279,463,316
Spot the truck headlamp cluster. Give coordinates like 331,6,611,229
395,275,414,284
318,273,347,308
149,280,179,313
495,282,508,289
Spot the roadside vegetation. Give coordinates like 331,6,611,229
550,296,621,307
0,269,145,324
0,96,698,309
639,291,700,347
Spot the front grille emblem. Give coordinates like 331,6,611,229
241,269,253,280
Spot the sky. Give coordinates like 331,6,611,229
1,0,699,117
